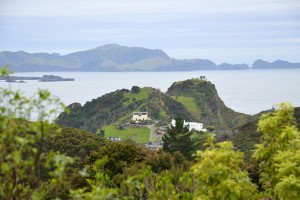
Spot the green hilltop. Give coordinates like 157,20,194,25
56,78,252,135
167,78,251,130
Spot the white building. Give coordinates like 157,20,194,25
171,119,206,132
132,112,149,121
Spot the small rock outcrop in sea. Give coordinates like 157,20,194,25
40,75,74,82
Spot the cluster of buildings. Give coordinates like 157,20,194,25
126,112,208,151
131,111,207,132
105,110,209,150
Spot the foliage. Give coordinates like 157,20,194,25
119,165,154,199
162,117,197,159
45,126,107,160
70,157,119,200
253,103,300,199
144,150,174,173
131,86,140,93
148,171,180,200
0,66,73,199
230,107,300,160
229,107,300,188
206,125,216,132
230,119,262,161
191,133,258,199
84,142,148,179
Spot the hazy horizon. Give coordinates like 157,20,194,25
1,0,300,65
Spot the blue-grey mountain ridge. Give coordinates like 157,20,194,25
1,44,299,72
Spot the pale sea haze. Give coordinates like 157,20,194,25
1,69,300,115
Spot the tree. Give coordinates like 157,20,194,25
206,125,215,132
199,76,206,81
70,157,118,200
253,103,300,200
131,86,140,93
84,142,148,178
0,66,73,199
162,117,196,159
191,133,258,199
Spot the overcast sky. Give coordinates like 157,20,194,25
0,0,299,64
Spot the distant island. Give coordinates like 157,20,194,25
0,75,75,82
0,44,299,72
40,75,74,82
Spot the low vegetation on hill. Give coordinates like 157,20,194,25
56,78,252,138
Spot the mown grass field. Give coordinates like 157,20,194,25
104,125,150,144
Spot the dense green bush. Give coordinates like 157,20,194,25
0,66,74,199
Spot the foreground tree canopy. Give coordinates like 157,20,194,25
1,66,300,199
162,117,197,159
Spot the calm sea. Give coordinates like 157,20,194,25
1,69,300,115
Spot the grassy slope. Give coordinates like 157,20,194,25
172,96,199,120
56,78,251,137
104,125,150,144
104,88,150,144
113,88,152,123
123,87,152,105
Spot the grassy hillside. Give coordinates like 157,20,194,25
56,87,193,133
56,79,251,136
172,96,198,118
167,78,252,131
